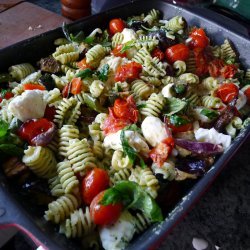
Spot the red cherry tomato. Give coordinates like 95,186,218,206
82,168,110,205
18,118,55,146
216,83,239,104
90,191,123,226
165,44,190,64
168,122,193,133
111,44,126,58
44,105,56,122
115,62,142,82
221,64,238,79
208,59,225,77
23,83,46,91
77,58,93,70
109,18,126,35
151,48,165,61
0,91,14,104
244,87,250,105
113,95,138,123
189,28,209,49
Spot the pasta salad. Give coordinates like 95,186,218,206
1,8,250,250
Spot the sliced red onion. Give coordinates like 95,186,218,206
30,123,56,146
175,138,223,156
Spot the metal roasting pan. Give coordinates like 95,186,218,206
0,1,250,249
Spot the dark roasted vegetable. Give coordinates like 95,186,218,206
79,107,98,124
39,57,61,74
39,73,55,90
176,158,207,176
129,20,148,31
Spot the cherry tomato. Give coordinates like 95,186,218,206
216,83,239,104
0,90,14,104
82,168,110,205
115,62,142,82
149,140,173,167
109,18,126,35
244,87,250,105
151,48,165,61
90,191,123,226
71,77,82,95
189,28,209,49
113,95,138,123
102,108,132,135
62,83,71,98
221,64,238,79
77,58,93,70
165,44,190,64
208,59,225,77
167,115,193,133
18,118,55,146
23,83,46,91
111,44,126,58
44,105,56,122
194,49,208,76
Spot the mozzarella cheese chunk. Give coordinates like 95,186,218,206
161,83,174,98
100,211,136,250
121,28,137,44
236,90,247,110
141,116,169,147
192,107,210,123
8,90,47,122
194,127,231,149
103,129,149,154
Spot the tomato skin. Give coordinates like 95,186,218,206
151,48,165,61
165,44,190,64
71,77,82,95
62,83,71,98
189,28,209,49
221,64,238,79
18,118,55,146
23,83,46,91
216,83,239,104
77,58,93,70
90,191,123,226
208,59,225,77
115,62,142,82
82,168,110,205
111,45,126,58
168,123,193,133
244,87,250,104
109,18,126,35
113,95,138,123
44,105,56,122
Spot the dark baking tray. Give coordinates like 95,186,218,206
1,1,250,249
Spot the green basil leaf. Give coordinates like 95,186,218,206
0,120,9,137
84,36,95,44
70,31,85,43
83,93,107,113
139,155,147,169
174,84,186,94
97,64,109,82
136,103,146,109
225,57,236,65
164,97,187,116
0,144,23,157
169,114,189,127
200,108,219,120
75,68,93,79
120,40,135,53
123,124,141,133
101,181,163,222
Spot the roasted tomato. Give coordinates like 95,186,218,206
113,95,138,123
90,191,123,226
167,115,193,133
165,44,190,64
18,118,55,146
77,58,93,70
221,64,238,79
189,28,209,49
208,59,225,77
109,18,126,35
82,168,110,205
115,62,142,82
149,138,174,167
151,48,165,61
70,77,82,95
23,83,46,91
216,83,239,104
111,44,126,58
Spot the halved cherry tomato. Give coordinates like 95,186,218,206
216,83,239,104
208,59,225,77
90,191,123,226
115,62,142,82
113,95,138,123
0,90,14,104
23,83,46,91
102,108,131,135
18,118,55,146
111,44,126,58
151,48,165,61
189,28,209,49
221,64,238,79
109,18,126,35
77,58,93,70
165,44,190,64
44,105,56,122
149,138,174,167
82,168,110,205
167,115,193,133
244,87,250,104
71,77,82,95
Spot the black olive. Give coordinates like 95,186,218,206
148,29,176,50
129,21,149,31
39,73,55,90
